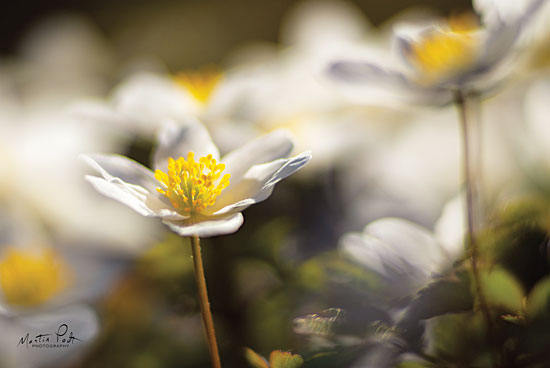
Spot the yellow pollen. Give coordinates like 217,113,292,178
0,247,70,307
155,152,230,215
174,66,223,104
408,15,480,83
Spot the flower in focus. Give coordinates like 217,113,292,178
330,0,547,104
82,118,311,237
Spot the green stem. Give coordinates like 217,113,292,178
455,91,497,367
190,235,222,368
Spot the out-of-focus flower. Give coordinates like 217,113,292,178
0,14,157,255
474,0,550,72
174,65,224,109
521,76,550,168
83,118,311,237
12,14,115,113
0,209,126,368
0,111,158,254
339,217,463,299
330,0,548,104
76,1,406,174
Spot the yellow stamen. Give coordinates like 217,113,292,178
174,66,223,104
0,247,70,307
155,152,230,215
408,14,481,83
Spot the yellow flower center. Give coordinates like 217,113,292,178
155,152,230,215
0,247,70,307
408,14,481,83
174,66,223,104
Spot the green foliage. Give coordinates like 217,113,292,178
429,312,489,366
270,350,304,368
398,271,472,328
526,276,550,320
481,201,549,291
478,266,524,314
244,348,304,368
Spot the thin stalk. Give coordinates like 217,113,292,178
190,235,222,368
455,91,496,366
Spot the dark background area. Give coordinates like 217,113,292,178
1,0,472,66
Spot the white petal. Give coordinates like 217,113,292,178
113,72,196,131
221,129,294,184
329,61,453,105
82,154,187,220
340,229,429,297
340,218,453,296
163,212,244,238
209,151,311,216
330,61,411,87
153,118,220,171
433,195,466,262
84,175,157,217
477,0,547,68
339,232,386,275
0,305,98,368
82,153,157,192
364,218,445,274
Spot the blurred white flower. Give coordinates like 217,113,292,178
522,76,550,167
0,207,127,315
330,0,547,104
474,0,550,71
339,216,463,299
0,111,159,254
83,118,311,237
0,209,125,368
0,26,159,254
76,1,406,174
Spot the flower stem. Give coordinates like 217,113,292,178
190,235,222,368
455,91,496,367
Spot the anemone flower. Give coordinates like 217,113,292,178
0,208,125,368
331,3,547,348
82,118,310,238
329,0,547,105
82,117,310,368
339,217,463,300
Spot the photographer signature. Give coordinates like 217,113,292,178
18,324,82,348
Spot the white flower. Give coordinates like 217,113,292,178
339,217,463,298
329,0,547,104
522,76,550,167
0,210,116,368
0,207,126,316
82,118,311,237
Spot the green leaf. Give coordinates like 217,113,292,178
526,276,550,319
244,348,270,368
269,350,304,368
430,312,488,363
398,272,472,329
479,267,524,314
